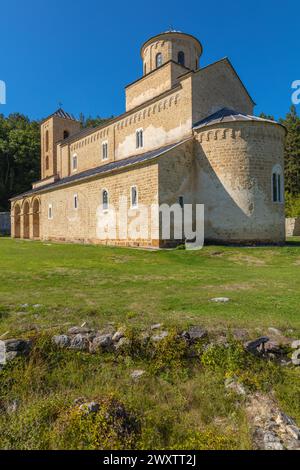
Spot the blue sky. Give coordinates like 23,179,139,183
1,0,299,121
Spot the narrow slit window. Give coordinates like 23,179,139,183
102,142,108,160
74,194,78,209
156,53,162,68
272,166,283,203
131,186,138,208
178,51,185,66
102,190,109,211
48,204,53,220
72,154,78,171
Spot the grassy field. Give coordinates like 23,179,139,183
0,237,300,335
0,238,299,450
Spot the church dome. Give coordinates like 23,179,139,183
141,31,203,75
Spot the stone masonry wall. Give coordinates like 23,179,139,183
194,121,286,243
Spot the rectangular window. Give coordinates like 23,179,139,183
48,204,53,220
136,129,143,149
102,142,108,160
131,186,138,208
74,194,78,209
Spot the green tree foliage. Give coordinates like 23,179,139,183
80,113,113,128
280,105,300,195
0,113,40,211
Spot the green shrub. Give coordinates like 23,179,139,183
50,394,140,450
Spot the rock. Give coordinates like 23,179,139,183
69,334,90,351
150,323,162,330
68,326,93,335
33,304,42,308
210,297,230,303
224,377,247,396
186,326,208,342
91,334,114,352
151,331,168,342
79,401,100,414
114,337,131,352
2,339,32,362
268,327,282,336
131,369,145,380
291,349,300,366
286,425,300,440
263,431,284,450
4,338,32,353
112,330,125,342
244,336,269,354
52,335,70,348
291,339,300,349
275,412,295,426
264,341,282,354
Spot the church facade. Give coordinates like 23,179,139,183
10,30,286,247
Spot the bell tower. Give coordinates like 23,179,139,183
40,108,81,180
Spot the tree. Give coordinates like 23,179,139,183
280,105,300,195
0,113,40,211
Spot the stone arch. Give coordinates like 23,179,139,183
23,200,30,239
14,204,21,238
32,198,40,238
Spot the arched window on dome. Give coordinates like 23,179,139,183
272,164,284,203
45,156,49,170
178,51,185,66
156,53,162,68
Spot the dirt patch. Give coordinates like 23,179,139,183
231,255,266,266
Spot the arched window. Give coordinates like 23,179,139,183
178,51,185,66
272,165,283,203
45,156,49,170
102,189,109,211
136,129,143,149
45,130,49,152
144,62,147,75
156,53,162,68
63,130,69,139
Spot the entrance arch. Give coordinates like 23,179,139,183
32,199,40,238
23,201,30,239
14,204,21,238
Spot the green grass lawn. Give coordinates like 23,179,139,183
0,237,300,336
0,237,299,450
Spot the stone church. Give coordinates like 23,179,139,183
11,30,286,247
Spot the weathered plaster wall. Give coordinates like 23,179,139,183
58,78,192,177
